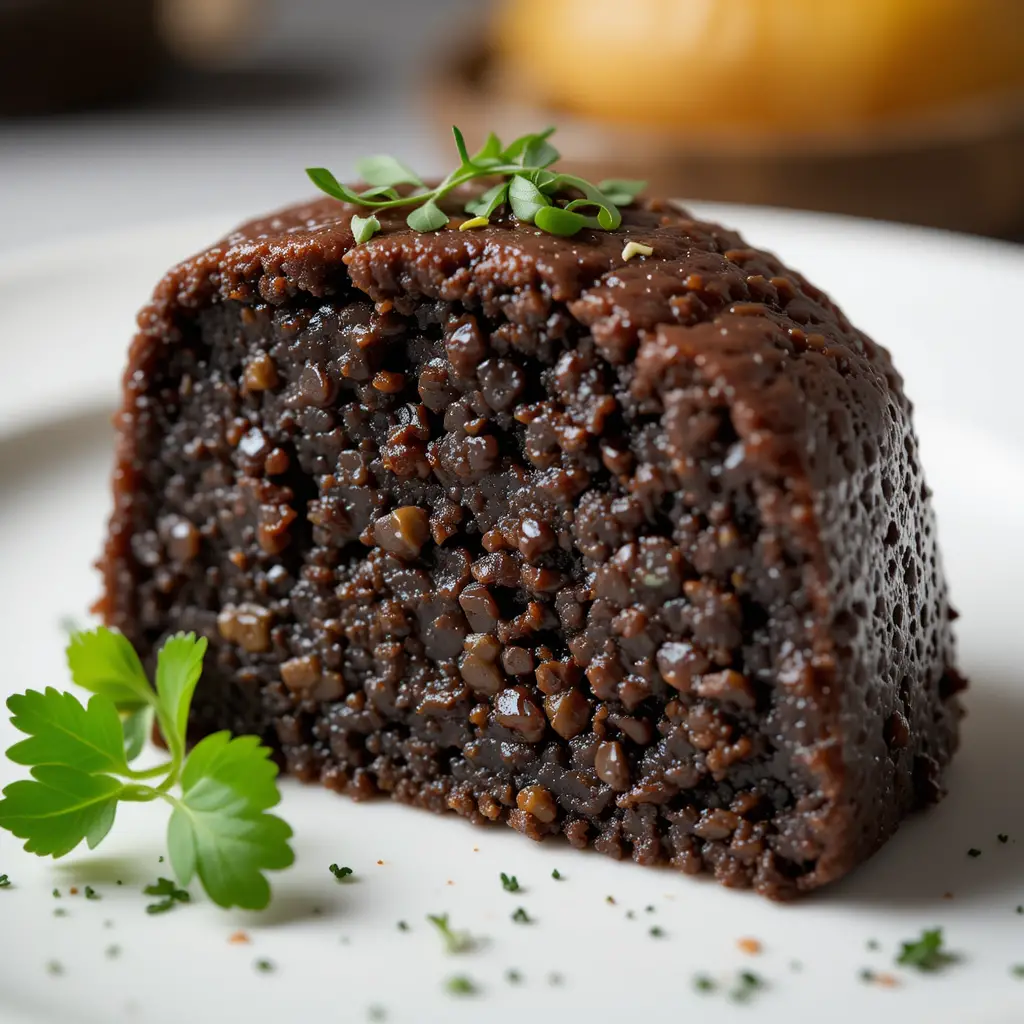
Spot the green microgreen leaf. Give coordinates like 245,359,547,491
520,134,560,169
0,766,123,858
66,629,152,712
507,175,551,224
305,168,364,204
406,201,449,233
355,154,424,190
6,689,130,775
444,976,477,996
452,125,471,167
167,731,293,910
598,179,647,206
464,182,509,219
471,130,503,167
350,214,381,244
502,126,555,163
534,205,589,236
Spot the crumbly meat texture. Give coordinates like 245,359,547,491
97,192,964,898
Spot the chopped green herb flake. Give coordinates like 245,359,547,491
645,904,655,913
625,910,635,919
649,926,665,938
444,975,476,996
867,939,880,951
106,945,121,959
790,960,803,972
967,848,981,858
860,968,875,982
512,907,531,924
52,888,60,898
1017,906,1024,915
53,907,68,917
47,960,64,976
693,974,716,993
84,885,100,900
427,913,473,954
605,895,615,904
506,969,522,984
551,869,562,880
730,970,765,1003
1011,965,1024,978
896,928,956,972
998,833,1009,843
500,872,520,892
368,1007,387,1022
329,863,353,881
0,874,9,888
255,959,275,973
307,127,645,239
397,920,409,931
548,972,563,986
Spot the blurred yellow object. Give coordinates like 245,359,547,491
494,0,1024,133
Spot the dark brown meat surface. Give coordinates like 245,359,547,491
97,190,964,898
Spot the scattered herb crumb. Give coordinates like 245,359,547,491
397,920,409,932
254,959,275,974
53,908,68,918
1011,965,1024,979
0,874,10,888
548,972,563,986
47,960,63,976
694,974,716,993
860,968,875,983
158,856,164,863
512,907,532,924
368,1007,387,1022
500,872,520,892
967,848,981,858
104,920,114,929
625,910,635,920
506,969,522,985
52,889,60,898
427,913,473,954
144,877,190,915
84,885,100,900
116,880,123,886
730,970,765,1003
645,904,655,913
998,833,1009,844
444,975,477,996
605,895,616,905
896,928,956,972
228,931,250,945
737,937,762,955
329,864,353,881
867,939,880,951
106,945,121,959
551,869,562,880
789,960,803,972
649,926,665,938
1017,906,1023,915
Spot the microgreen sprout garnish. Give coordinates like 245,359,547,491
500,872,520,892
144,877,191,915
427,913,474,954
0,628,293,911
307,126,646,241
896,928,956,972
330,864,354,882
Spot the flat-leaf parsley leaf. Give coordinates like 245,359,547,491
0,628,293,910
896,928,956,971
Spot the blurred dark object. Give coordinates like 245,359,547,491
0,0,262,116
434,0,1024,237
0,0,162,115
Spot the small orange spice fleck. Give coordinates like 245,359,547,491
228,931,251,945
737,937,762,955
376,859,384,866
875,972,900,988
69,887,79,896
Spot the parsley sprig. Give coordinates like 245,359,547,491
0,628,293,910
307,126,645,240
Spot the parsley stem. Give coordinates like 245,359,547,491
119,784,162,803
122,762,174,781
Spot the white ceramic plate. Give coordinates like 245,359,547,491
1,208,1023,1024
